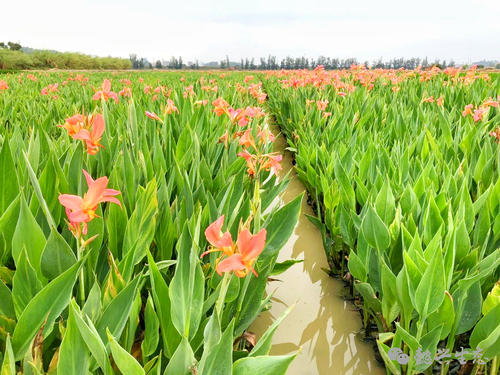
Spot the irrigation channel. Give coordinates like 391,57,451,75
251,127,385,375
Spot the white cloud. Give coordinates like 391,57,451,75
1,0,498,63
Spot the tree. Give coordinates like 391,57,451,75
155,60,162,69
7,42,22,51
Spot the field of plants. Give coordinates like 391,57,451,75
264,66,500,374
0,65,499,375
0,71,301,374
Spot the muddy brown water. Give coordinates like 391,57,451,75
251,131,385,375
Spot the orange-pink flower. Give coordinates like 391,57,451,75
201,215,267,278
119,87,132,98
473,107,488,122
203,215,233,254
261,154,283,176
92,79,119,104
239,129,257,150
0,80,9,90
58,114,86,137
490,127,500,143
462,104,474,117
41,83,58,96
217,228,267,277
257,126,275,143
422,96,434,103
71,114,106,155
145,111,161,121
58,169,121,235
212,97,230,116
436,96,444,107
482,97,499,108
316,100,329,110
164,99,179,115
238,149,257,176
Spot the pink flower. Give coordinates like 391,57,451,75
145,111,161,121
58,169,121,235
92,79,118,103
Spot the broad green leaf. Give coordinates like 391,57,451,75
147,252,180,358
58,301,89,375
70,300,112,375
40,228,76,280
141,294,160,357
96,275,142,342
11,259,83,360
1,335,15,375
107,329,145,375
12,195,46,281
0,139,19,213
198,320,234,375
414,246,445,319
361,206,390,251
233,354,296,375
169,224,204,340
250,305,293,357
163,338,195,375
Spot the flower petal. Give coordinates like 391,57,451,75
216,254,245,276
58,194,83,211
237,228,267,261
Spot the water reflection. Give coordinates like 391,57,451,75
250,132,384,375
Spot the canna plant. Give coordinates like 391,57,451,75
263,66,500,374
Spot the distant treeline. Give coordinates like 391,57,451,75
0,42,131,70
132,55,469,70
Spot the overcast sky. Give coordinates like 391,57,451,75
2,0,499,64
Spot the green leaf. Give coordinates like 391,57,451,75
96,275,142,342
40,228,76,280
0,280,15,319
22,151,56,229
270,260,303,276
233,354,296,375
122,179,158,279
141,294,160,357
147,252,180,358
482,281,500,316
348,250,367,282
0,138,19,213
414,246,445,319
163,338,195,375
250,305,293,357
58,301,90,375
361,206,390,251
169,224,204,340
0,195,20,264
381,260,400,324
107,329,145,375
1,335,16,375
12,195,46,281
260,193,302,259
70,300,112,375
470,303,500,359
199,320,234,375
375,178,395,225
11,249,42,318
11,259,83,360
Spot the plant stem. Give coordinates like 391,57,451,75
76,237,85,307
252,178,261,231
490,356,498,375
215,272,231,318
